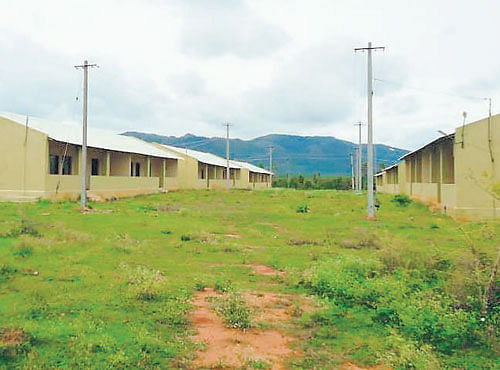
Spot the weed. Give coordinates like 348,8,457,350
4,218,40,238
214,293,253,329
123,264,166,301
391,194,412,206
12,244,33,258
194,280,208,291
180,235,191,242
214,279,233,293
296,203,310,213
247,359,271,369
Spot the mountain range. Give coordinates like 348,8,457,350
123,132,408,176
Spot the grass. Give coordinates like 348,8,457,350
0,189,498,368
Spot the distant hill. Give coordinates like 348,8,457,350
123,132,408,176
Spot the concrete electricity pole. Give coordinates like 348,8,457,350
75,60,98,209
268,146,274,184
355,42,384,219
354,121,364,193
224,122,232,190
350,153,355,190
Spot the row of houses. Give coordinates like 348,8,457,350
0,112,272,202
375,113,500,220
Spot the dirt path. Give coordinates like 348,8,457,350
189,264,309,369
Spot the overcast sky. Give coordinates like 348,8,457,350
1,0,499,150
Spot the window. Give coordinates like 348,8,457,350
91,158,99,176
62,157,72,175
135,162,140,177
131,162,134,176
49,155,59,174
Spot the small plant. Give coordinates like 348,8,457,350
160,230,172,235
248,359,271,369
430,223,439,229
4,218,41,238
194,280,208,291
124,264,166,301
214,293,253,329
12,245,33,258
296,203,310,213
180,235,191,242
214,279,233,293
391,194,412,207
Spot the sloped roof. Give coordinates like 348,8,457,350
399,133,455,161
0,112,181,160
160,144,242,169
230,160,273,175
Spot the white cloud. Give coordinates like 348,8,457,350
0,0,499,150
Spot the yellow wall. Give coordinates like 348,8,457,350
376,114,500,220
0,117,49,201
454,114,500,219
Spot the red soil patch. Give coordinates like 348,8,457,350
248,264,286,277
0,327,29,347
190,288,300,369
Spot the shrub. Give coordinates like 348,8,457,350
296,203,310,213
12,245,33,258
4,219,40,238
214,293,253,329
214,279,233,293
391,194,412,207
124,264,166,301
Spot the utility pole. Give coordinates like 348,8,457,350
268,146,274,185
354,121,364,193
350,153,355,190
75,60,98,209
224,122,232,190
286,157,290,188
355,42,384,219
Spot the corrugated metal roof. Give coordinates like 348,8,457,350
399,133,455,161
160,144,242,169
230,160,273,175
0,112,181,160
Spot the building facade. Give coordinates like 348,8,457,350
0,112,272,202
0,112,181,201
156,145,272,190
376,114,500,220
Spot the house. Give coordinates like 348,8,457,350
0,112,182,201
375,113,500,220
155,144,272,190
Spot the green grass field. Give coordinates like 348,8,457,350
0,189,499,369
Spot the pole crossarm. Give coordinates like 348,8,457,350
354,46,385,52
74,63,99,69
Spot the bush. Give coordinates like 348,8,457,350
123,264,166,301
391,194,412,207
214,279,233,293
296,203,310,213
214,293,253,329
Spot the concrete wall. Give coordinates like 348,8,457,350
454,114,500,219
376,114,500,220
0,117,49,201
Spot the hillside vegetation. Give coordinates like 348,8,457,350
0,190,498,368
123,132,407,176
